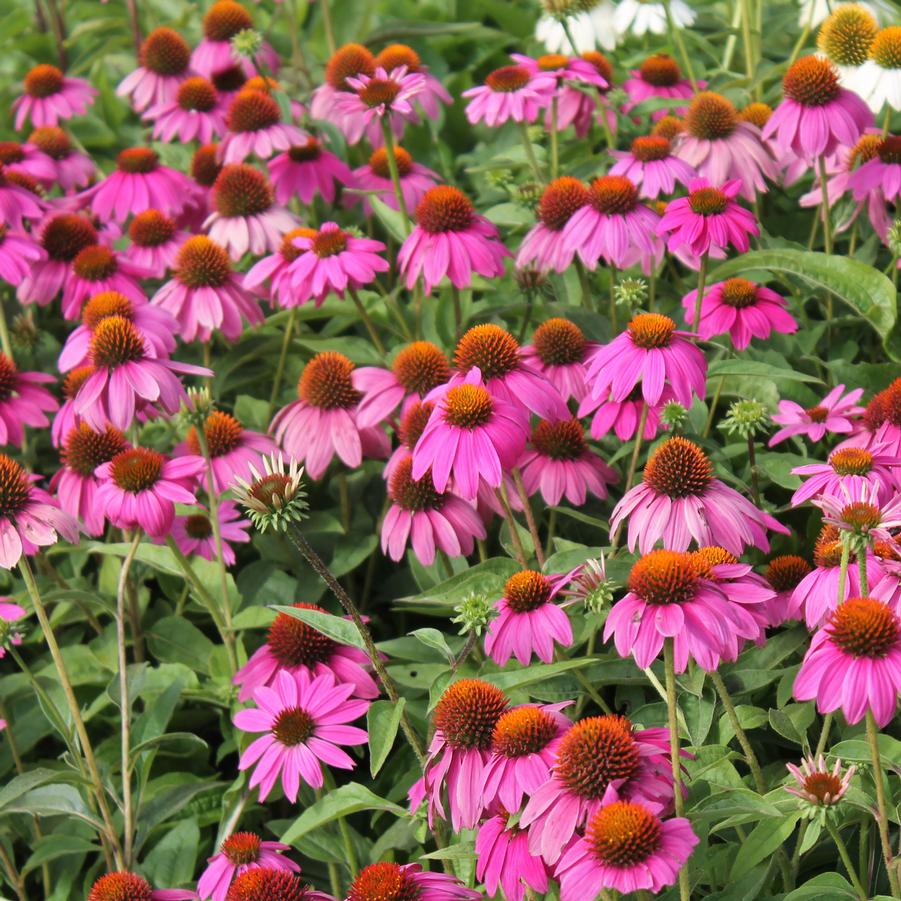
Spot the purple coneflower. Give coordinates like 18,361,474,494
13,64,96,130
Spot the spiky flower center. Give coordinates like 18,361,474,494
287,138,322,163
140,26,190,75
399,400,433,449
628,312,676,349
689,186,729,215
226,869,308,901
784,56,840,106
531,418,586,461
653,114,684,139
110,448,163,493
28,126,71,159
213,66,248,94
184,514,213,539
192,144,222,187
177,76,218,112
0,354,17,401
818,4,877,66
280,227,317,262
589,175,638,215
83,292,134,330
639,53,681,86
389,457,444,512
644,437,713,498
311,227,348,258
416,186,475,233
272,706,316,746
128,209,176,248
359,77,402,108
221,831,262,865
326,44,376,90
828,596,899,657
454,324,520,379
0,143,23,165
803,770,845,803
691,545,738,579
685,92,737,140
537,177,590,230
87,872,153,901
628,549,699,605
739,102,772,128
227,89,281,133
347,863,419,901
116,148,158,174
248,473,292,508
393,341,449,395
62,366,94,399
765,555,812,592
203,0,253,41
376,44,421,71
442,384,493,429
265,603,336,667
175,235,232,288
504,570,553,612
871,26,901,69
830,447,873,476
555,715,640,799
805,405,828,422
73,245,117,282
0,455,31,518
631,135,671,162
718,277,759,308
299,352,359,409
434,678,508,749
187,411,243,457
485,65,531,92
581,50,613,84
532,317,586,365
586,801,662,868
492,706,558,757
814,524,845,568
24,64,63,98
878,135,901,165
90,317,145,368
369,145,413,178
41,214,98,262
839,501,882,532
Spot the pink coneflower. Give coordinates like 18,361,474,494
26,127,95,191
398,186,510,293
849,133,901,208
485,569,577,666
234,668,369,800
476,814,550,901
520,715,676,864
420,679,509,829
792,445,899,506
233,602,378,704
53,423,128,537
765,56,873,161
0,599,24,657
87,872,195,901
242,227,316,308
785,754,855,808
579,386,672,443
769,383,865,446
682,277,797,349
451,323,569,421
518,418,618,506
658,178,759,258
411,367,529,499
309,44,376,137
285,222,388,304
847,379,901,455
562,175,663,273
219,89,306,164
0,226,44,286
604,550,758,671
0,354,57,447
124,209,188,278
794,596,901,726
516,177,590,273
814,480,901,546
521,318,595,403
204,163,297,260
226,870,333,901
609,135,695,199
463,64,556,126
191,0,279,80
673,92,778,200
145,76,228,144
763,554,813,627
382,456,485,565
183,143,223,227
585,313,706,408
350,145,440,215
60,291,177,370
272,352,390,480
611,437,787,555
95,447,203,537
482,703,571,811
354,341,450,428
623,54,700,120
152,235,262,342
0,165,44,232
872,539,901,610
346,863,479,901
375,43,452,119
0,139,56,184
117,27,192,112
73,315,210,430
268,137,354,206
197,832,300,901
0,455,79,569
51,366,93,448
61,244,148,321
556,801,698,900
170,501,251,564
13,64,96,130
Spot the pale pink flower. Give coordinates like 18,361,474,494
463,64,556,126
170,501,251,565
190,0,279,80
124,209,189,278
623,54,700,120
268,137,354,206
333,66,426,145
521,317,596,403
145,76,228,144
516,177,590,273
219,88,307,163
0,227,44,286
769,384,865,446
349,145,439,215
476,814,550,901
116,27,191,112
13,64,96,130
610,135,695,199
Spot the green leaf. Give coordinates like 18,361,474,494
831,734,901,764
730,812,802,880
145,616,216,673
130,732,209,762
22,834,100,875
481,657,597,690
395,558,520,614
707,359,822,384
784,872,857,900
367,698,405,777
409,628,454,664
708,250,898,358
768,703,815,746
280,784,406,845
134,781,220,855
0,769,79,810
369,195,407,243
3,785,101,828
142,818,200,888
270,606,366,650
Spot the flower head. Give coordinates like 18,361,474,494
462,64,556,126
170,501,251,565
786,754,855,816
232,452,308,533
346,863,479,901
87,872,195,901
14,64,96,130
118,27,192,112
197,832,299,901
769,383,865,446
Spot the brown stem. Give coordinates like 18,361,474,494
513,469,545,568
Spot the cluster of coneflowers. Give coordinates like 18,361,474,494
0,0,897,898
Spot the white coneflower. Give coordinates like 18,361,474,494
816,4,877,86
535,0,619,53
613,0,695,38
797,0,894,29
855,25,901,112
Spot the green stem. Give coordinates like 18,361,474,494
513,469,545,568
544,507,557,559
324,770,359,878
722,0,741,70
664,639,692,901
818,156,833,256
518,121,544,183
496,483,529,568
866,710,901,898
740,0,755,91
826,822,868,901
348,287,386,357
575,259,593,310
703,375,725,438
319,0,335,55
451,285,463,340
838,536,851,605
560,17,581,55
0,298,13,359
550,97,559,179
380,121,411,234
574,669,613,714
857,538,869,596
692,253,709,341
663,0,697,90
610,402,648,553
609,265,618,331
710,670,766,794
268,306,297,419
747,435,760,507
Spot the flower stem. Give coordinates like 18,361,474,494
380,120,411,235
610,402,648,554
663,638,692,901
18,556,124,867
609,265,618,331
747,434,760,507
324,769,359,878
560,16,580,55
575,259,593,310
663,0,697,90
319,0,336,55
550,98,559,180
857,538,869,596
866,710,901,897
838,535,851,605
496,483,529,568
826,822,868,901
513,469,545,568
348,286,386,357
451,285,463,340
692,253,709,342
0,297,13,359
740,0,756,93
518,121,545,184
268,306,297,419
709,670,766,794
125,0,141,53
817,156,833,256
